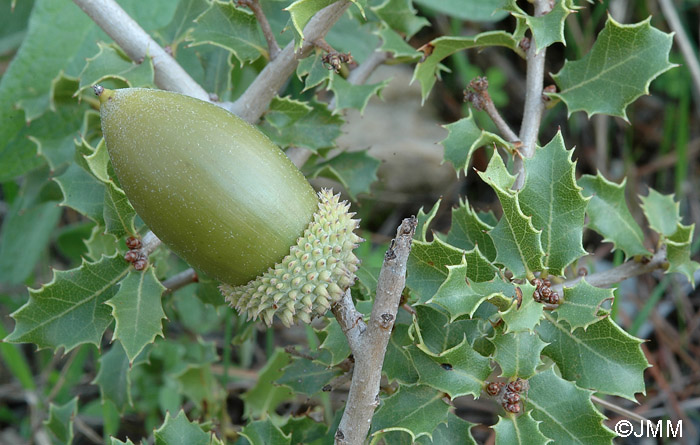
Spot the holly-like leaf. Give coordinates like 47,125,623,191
384,323,419,384
550,17,675,120
370,384,450,441
106,269,166,362
519,132,589,275
77,42,155,94
286,0,337,39
240,419,291,445
6,255,130,352
506,0,572,51
154,410,213,445
29,102,89,171
103,182,137,238
446,198,497,261
157,0,211,45
372,0,429,40
527,367,615,444
54,162,106,225
479,154,545,278
406,237,465,304
499,283,544,333
83,139,110,183
261,100,343,153
555,279,613,330
408,339,492,399
189,1,266,65
441,110,512,177
310,150,380,200
413,31,524,102
329,73,390,115
489,329,547,379
44,397,78,445
415,412,477,445
413,0,508,22
493,411,550,445
412,305,484,354
84,226,118,262
665,223,699,287
277,357,341,396
281,417,328,445
376,25,421,62
578,173,649,259
538,314,648,401
415,199,441,242
317,319,351,366
93,342,147,412
296,49,333,91
241,348,294,419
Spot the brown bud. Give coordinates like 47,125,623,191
126,236,142,249
124,250,139,263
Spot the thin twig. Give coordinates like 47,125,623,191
141,231,161,256
592,395,648,423
162,268,198,293
72,0,210,101
334,216,417,445
658,0,700,99
238,0,281,59
465,77,519,143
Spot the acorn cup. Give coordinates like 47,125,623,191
95,87,363,326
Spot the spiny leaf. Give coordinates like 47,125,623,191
54,162,106,225
103,182,137,238
84,226,118,262
446,198,497,261
286,0,337,40
241,349,294,419
370,384,450,441
106,269,166,363
6,255,130,352
579,173,649,259
538,314,648,401
310,149,380,200
296,49,333,91
640,188,681,237
479,154,545,278
412,305,488,354
156,0,211,45
519,132,589,275
527,367,615,444
372,0,429,40
413,0,508,22
93,342,147,412
77,42,155,94
154,410,214,445
493,411,551,445
83,139,110,183
329,73,390,115
407,237,465,304
550,16,675,120
317,319,351,366
376,24,421,62
555,279,613,330
240,419,291,445
261,99,343,153
441,110,512,177
499,282,544,333
665,223,699,287
44,397,78,445
506,0,572,51
489,329,548,379
415,199,441,242
277,357,341,396
384,323,419,384
415,412,477,445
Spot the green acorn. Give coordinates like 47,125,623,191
96,86,362,326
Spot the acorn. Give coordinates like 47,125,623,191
95,87,363,326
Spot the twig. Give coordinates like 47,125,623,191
162,268,198,294
591,395,648,423
658,0,700,99
141,231,161,256
465,77,519,143
230,1,352,123
334,216,417,445
72,0,210,101
514,0,553,189
238,0,281,59
74,417,103,444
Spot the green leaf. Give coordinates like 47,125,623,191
506,0,572,52
493,411,550,445
555,279,612,330
489,329,547,379
578,173,649,259
93,342,146,412
376,24,421,61
286,0,337,39
276,357,341,396
29,101,89,171
372,0,429,40
281,417,328,445
441,110,512,177
329,73,390,115
412,305,483,354
0,199,61,285
527,367,615,444
83,139,111,183
110,438,137,445
53,162,106,225
157,0,211,45
310,150,380,200
499,283,544,333
0,0,34,55
384,323,419,384
6,255,130,352
408,339,491,398
44,397,78,445
415,199,441,242
478,154,545,278
415,412,477,445
241,348,294,419
189,1,266,65
103,182,137,238
370,384,449,441
296,49,333,91
413,31,524,102
538,314,648,401
106,269,166,362
77,42,155,94
84,225,118,262
407,237,465,304
240,419,291,445
550,17,675,120
446,198,497,261
154,410,214,445
318,319,351,366
261,99,343,153
413,0,508,22
639,188,681,237
519,132,589,275
665,223,700,286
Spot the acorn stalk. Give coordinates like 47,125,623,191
96,86,362,326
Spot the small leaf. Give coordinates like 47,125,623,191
106,269,167,362
372,0,429,40
555,279,613,330
329,73,390,115
579,173,649,259
446,198,497,261
493,411,550,445
103,182,137,238
519,132,589,275
154,410,214,445
489,329,548,379
54,162,106,225
286,0,337,39
639,188,681,237
77,42,155,94
310,150,380,200
277,357,341,396
499,283,544,333
406,237,464,304
242,348,294,419
6,255,130,352
261,100,343,153
415,199,441,242
665,223,699,287
318,319,352,366
415,412,477,445
376,25,421,61
384,323,419,384
479,154,545,278
506,0,572,51
157,0,211,45
296,49,333,91
44,397,78,445
83,139,111,183
413,0,508,22
93,342,146,412
370,384,450,441
84,226,118,262
550,17,675,120
527,367,615,444
412,305,485,354
240,419,291,445
440,110,512,177
538,314,648,401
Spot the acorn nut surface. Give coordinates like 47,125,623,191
96,87,362,326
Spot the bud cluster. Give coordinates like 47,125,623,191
532,278,560,305
485,378,529,414
124,236,147,270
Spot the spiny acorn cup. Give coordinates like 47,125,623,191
95,86,362,326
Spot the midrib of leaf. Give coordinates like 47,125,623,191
545,160,555,268
503,193,530,273
512,415,523,443
543,312,613,364
108,188,130,234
